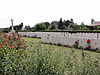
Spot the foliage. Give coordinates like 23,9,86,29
0,28,3,30
96,50,100,53
50,25,56,30
17,29,100,33
1,35,100,75
34,23,46,31
9,23,23,30
34,30,100,33
25,38,100,75
91,19,95,24
24,25,32,30
95,25,100,30
44,22,50,29
16,30,36,32
58,18,64,30
0,32,25,49
0,32,26,74
32,18,91,30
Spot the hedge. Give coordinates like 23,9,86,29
17,30,100,33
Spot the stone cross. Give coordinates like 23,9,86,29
11,19,14,30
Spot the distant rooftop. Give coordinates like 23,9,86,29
91,21,100,26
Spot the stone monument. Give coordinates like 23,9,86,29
10,19,16,33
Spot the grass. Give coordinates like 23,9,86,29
1,36,100,75
24,37,100,59
24,37,100,75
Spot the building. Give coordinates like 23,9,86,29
91,21,100,26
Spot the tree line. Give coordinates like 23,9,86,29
32,18,99,31
2,18,100,32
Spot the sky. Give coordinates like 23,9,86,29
0,0,100,28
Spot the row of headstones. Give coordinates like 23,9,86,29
18,32,100,50
41,36,100,49
18,32,100,39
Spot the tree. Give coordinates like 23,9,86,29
50,25,56,30
25,25,32,30
63,20,70,27
34,23,46,31
14,25,19,30
51,21,58,30
44,22,50,29
87,26,95,30
58,18,64,30
18,22,23,30
81,22,85,25
91,19,94,24
70,18,74,23
9,22,24,30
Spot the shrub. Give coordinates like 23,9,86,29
0,32,27,74
0,32,25,49
96,50,100,53
58,43,61,46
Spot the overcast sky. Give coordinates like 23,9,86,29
0,0,100,28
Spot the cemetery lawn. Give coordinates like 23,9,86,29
24,37,100,59
1,33,100,75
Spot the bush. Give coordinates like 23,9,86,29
96,50,100,53
0,32,27,74
0,32,25,49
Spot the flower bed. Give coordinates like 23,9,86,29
0,32,25,50
0,32,26,74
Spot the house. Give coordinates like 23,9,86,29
91,21,100,26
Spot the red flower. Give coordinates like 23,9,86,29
4,36,6,38
3,41,8,44
87,39,91,43
12,41,15,43
9,44,14,48
88,45,91,48
0,44,3,46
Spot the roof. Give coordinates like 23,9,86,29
91,21,100,26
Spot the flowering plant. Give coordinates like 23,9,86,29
86,39,91,50
0,32,26,74
87,39,91,44
0,32,25,50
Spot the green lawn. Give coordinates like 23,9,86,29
24,37,100,59
23,37,100,75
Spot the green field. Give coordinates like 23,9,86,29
24,37,100,59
